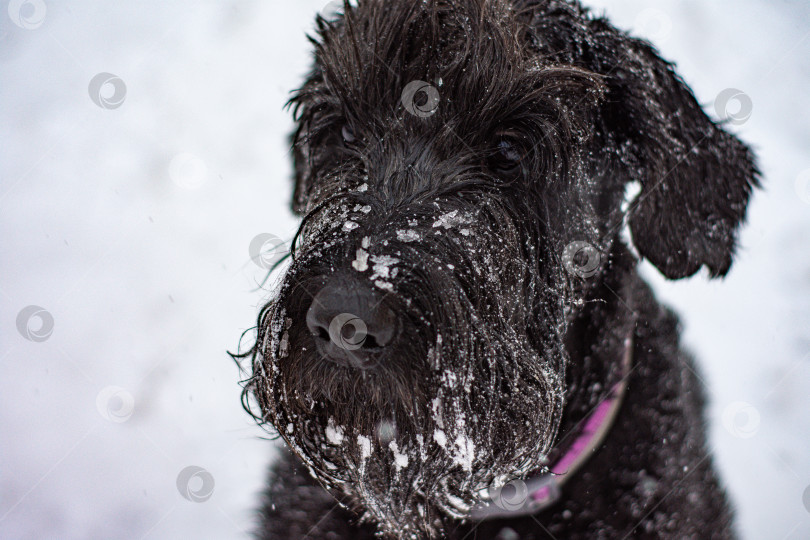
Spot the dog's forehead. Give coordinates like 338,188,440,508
289,0,607,213
305,0,532,125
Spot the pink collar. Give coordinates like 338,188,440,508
469,333,633,520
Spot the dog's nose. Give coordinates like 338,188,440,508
306,279,398,368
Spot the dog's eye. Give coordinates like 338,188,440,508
488,138,523,177
341,124,357,144
497,139,521,162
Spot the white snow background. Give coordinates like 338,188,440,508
1,1,808,538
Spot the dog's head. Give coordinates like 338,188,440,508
243,0,758,536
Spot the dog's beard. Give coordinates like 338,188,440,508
251,262,571,538
240,193,587,536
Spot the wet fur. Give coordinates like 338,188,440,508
237,0,759,538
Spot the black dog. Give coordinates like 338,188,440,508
238,0,758,537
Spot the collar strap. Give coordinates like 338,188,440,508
469,332,634,520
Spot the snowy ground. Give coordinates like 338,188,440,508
1,1,808,538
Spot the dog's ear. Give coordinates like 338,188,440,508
290,126,309,216
595,31,759,279
288,72,323,216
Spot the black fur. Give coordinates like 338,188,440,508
237,0,759,538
